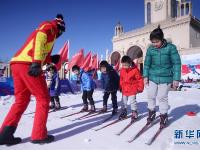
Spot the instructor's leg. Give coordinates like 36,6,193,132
23,72,50,140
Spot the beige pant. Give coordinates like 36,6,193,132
121,95,137,111
147,81,171,114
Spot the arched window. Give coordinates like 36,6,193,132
171,0,177,18
147,2,151,24
181,4,184,16
186,3,190,15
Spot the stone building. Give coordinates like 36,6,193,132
111,0,200,73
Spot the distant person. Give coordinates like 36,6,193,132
143,26,181,129
99,60,119,115
45,64,61,110
0,14,65,145
0,63,6,77
72,65,96,112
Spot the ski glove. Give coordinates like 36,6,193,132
28,62,42,77
51,55,60,64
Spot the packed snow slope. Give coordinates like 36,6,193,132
0,88,200,150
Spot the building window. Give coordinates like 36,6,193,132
181,4,184,16
186,3,190,15
147,2,151,24
171,0,177,18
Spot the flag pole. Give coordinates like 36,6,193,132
68,40,70,80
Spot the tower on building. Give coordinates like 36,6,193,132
115,22,124,36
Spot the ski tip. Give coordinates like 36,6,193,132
145,141,152,145
116,133,121,136
127,137,135,143
127,140,133,143
90,128,96,131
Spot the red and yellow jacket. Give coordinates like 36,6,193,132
120,66,144,96
11,20,59,65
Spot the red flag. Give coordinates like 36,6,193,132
60,41,69,62
91,54,99,79
81,51,92,71
91,54,98,70
182,65,190,75
68,49,84,70
56,41,69,70
114,61,120,71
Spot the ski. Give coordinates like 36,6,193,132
24,106,69,115
100,114,115,124
145,127,163,145
72,111,97,121
94,116,129,131
60,111,85,119
128,118,158,143
79,110,112,120
49,106,69,113
116,120,135,136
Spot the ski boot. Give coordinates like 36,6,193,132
119,108,127,120
31,135,54,144
55,101,61,110
112,108,118,116
89,105,96,113
160,113,168,129
0,126,22,145
49,101,55,109
147,109,156,124
100,105,107,113
80,104,88,112
131,110,138,122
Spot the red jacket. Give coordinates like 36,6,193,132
120,67,144,96
11,20,59,65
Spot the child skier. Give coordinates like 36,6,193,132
72,65,96,112
99,60,119,115
143,26,181,129
46,64,61,110
119,55,144,121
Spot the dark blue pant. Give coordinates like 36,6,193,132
103,91,118,109
82,90,94,105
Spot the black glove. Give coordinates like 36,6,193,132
51,55,60,64
28,62,42,77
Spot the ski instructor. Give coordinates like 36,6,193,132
0,14,66,145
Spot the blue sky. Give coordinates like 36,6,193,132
0,0,199,62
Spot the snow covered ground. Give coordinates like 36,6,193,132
0,89,200,150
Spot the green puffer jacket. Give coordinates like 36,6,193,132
143,42,181,84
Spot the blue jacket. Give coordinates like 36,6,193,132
101,65,119,92
80,69,95,91
46,72,60,96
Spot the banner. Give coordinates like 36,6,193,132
181,54,200,80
